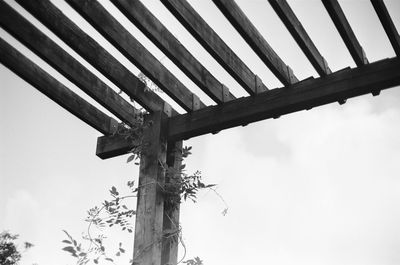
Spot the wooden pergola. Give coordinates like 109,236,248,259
1,0,399,264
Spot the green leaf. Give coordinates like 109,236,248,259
110,186,119,196
62,240,71,244
62,246,75,254
127,154,135,163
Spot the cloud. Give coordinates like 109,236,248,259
180,96,400,265
3,190,41,235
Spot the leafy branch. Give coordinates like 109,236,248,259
62,113,227,264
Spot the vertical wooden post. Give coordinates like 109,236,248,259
162,141,183,265
133,111,168,265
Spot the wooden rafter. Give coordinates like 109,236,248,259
97,57,400,158
111,0,235,104
0,1,140,127
268,0,332,76
16,0,177,116
212,0,299,86
322,0,368,66
2,1,400,263
0,38,118,135
371,0,400,57
161,0,268,95
66,0,205,112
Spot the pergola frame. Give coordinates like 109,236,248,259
1,0,400,264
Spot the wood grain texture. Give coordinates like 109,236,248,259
161,140,182,265
161,0,268,95
97,57,400,158
67,0,205,112
168,57,399,140
16,0,177,116
96,134,133,159
371,0,400,57
322,0,368,66
0,37,117,135
0,1,140,126
133,111,167,265
213,0,298,86
268,0,331,76
111,0,235,104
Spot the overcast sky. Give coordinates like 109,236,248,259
1,0,400,265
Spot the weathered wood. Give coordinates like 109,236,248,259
212,0,298,86
168,57,399,140
16,0,176,116
111,0,235,104
161,140,182,265
0,1,140,126
96,57,400,158
133,111,168,265
322,0,368,66
0,37,117,135
268,0,331,76
371,0,400,57
66,0,205,112
161,0,268,95
96,134,133,159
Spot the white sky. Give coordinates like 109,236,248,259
1,0,400,264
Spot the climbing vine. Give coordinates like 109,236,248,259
61,108,227,265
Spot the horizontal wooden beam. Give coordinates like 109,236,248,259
371,0,400,57
212,0,298,86
322,0,368,66
0,37,118,135
111,0,235,104
97,57,400,158
169,57,399,140
66,0,205,112
268,0,331,76
0,1,140,127
161,0,268,95
16,0,177,116
96,134,132,159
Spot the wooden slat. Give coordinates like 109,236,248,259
371,0,400,57
111,0,235,104
212,0,298,86
161,0,268,95
16,0,177,116
322,0,368,66
97,57,400,158
66,0,205,112
0,1,139,127
0,37,117,135
268,0,331,76
133,111,167,265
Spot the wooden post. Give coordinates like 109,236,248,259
133,111,168,265
133,111,182,265
162,141,183,265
